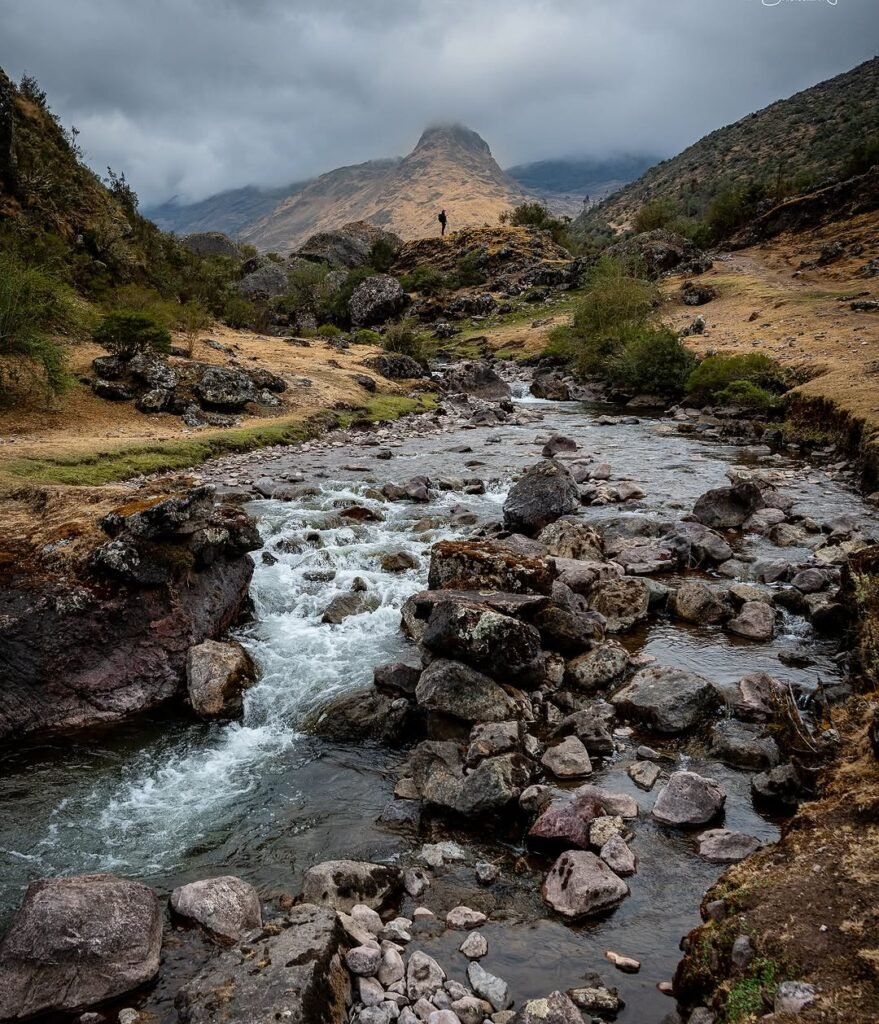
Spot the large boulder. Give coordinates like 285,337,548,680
587,576,650,632
422,600,544,685
349,274,410,326
671,581,731,624
503,461,581,537
0,874,162,1020
300,861,400,912
728,601,776,641
175,903,349,1024
652,770,726,826
692,482,765,530
428,539,556,595
542,851,628,918
415,659,519,722
441,360,511,401
182,231,241,259
360,353,424,379
235,261,289,299
603,229,712,279
611,665,721,733
170,876,262,943
538,518,604,561
297,221,401,269
662,521,733,568
186,639,256,718
194,365,258,409
409,741,530,816
709,719,780,770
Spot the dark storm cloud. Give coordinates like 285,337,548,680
2,0,876,204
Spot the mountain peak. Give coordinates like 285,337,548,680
414,122,491,157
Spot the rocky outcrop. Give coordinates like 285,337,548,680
0,874,162,1020
361,353,424,380
603,229,712,278
182,231,242,259
439,360,511,401
348,274,410,327
175,903,349,1024
0,486,260,741
297,221,402,269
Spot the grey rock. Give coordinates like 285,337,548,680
301,860,400,912
710,719,780,770
652,771,725,827
349,275,410,327
509,991,584,1023
538,517,603,561
467,961,511,1011
541,736,592,778
0,874,161,1020
692,482,764,529
628,760,661,790
542,851,628,918
459,931,488,958
697,829,762,863
774,981,816,1013
600,833,637,876
407,951,446,1002
611,665,721,733
169,875,261,943
186,639,256,719
415,659,518,723
347,945,382,976
727,601,775,641
503,460,580,537
587,577,650,632
564,642,629,691
671,581,731,624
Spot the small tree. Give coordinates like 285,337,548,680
93,311,171,358
178,300,211,357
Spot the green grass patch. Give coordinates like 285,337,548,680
723,957,784,1024
3,395,437,485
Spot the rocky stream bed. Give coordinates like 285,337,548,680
1,371,877,1024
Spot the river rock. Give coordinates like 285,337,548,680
428,539,556,594
407,951,446,1001
542,851,629,918
452,995,492,1023
590,815,624,848
611,665,721,733
0,874,162,1020
791,567,827,593
503,460,581,536
587,577,650,632
533,602,605,656
466,721,521,763
628,760,661,790
692,482,764,529
709,719,780,770
529,791,606,850
751,763,802,811
175,904,348,1024
186,639,256,719
459,931,488,958
731,671,783,722
347,945,382,976
697,829,762,863
422,600,543,684
662,521,733,567
321,592,372,624
170,876,261,943
552,709,615,756
538,518,603,561
378,946,405,986
467,961,511,1010
568,978,622,1015
564,641,629,691
415,659,519,722
409,741,530,816
301,861,400,912
652,771,726,826
374,662,422,697
600,833,637,875
509,991,583,1023
357,976,384,1007
727,601,775,641
446,906,487,930
443,360,511,401
670,581,731,624
542,735,592,778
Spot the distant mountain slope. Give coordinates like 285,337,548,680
239,124,532,253
506,155,659,196
145,182,304,237
573,57,879,239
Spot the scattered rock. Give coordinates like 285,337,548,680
727,601,775,641
652,771,725,827
542,851,629,918
467,961,511,1011
503,460,581,537
542,736,592,778
446,907,487,930
697,829,762,863
459,931,488,959
169,876,261,943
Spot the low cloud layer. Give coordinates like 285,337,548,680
3,0,877,204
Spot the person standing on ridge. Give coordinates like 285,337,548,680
438,209,447,237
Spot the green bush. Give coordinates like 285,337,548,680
93,311,171,358
714,379,782,412
352,329,382,346
382,320,424,362
400,265,448,297
317,323,343,337
609,327,697,398
686,352,785,403
704,182,768,241
369,238,397,273
500,202,571,245
633,198,678,233
222,294,257,330
450,252,487,289
277,261,332,318
320,266,376,327
546,257,659,378
0,252,84,400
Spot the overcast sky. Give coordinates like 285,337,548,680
3,0,877,205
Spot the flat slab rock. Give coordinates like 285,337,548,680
697,828,762,863
0,873,162,1020
542,850,629,918
611,665,721,733
175,904,349,1024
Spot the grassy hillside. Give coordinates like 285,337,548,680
145,182,306,238
573,57,879,248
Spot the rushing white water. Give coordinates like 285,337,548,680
13,480,508,879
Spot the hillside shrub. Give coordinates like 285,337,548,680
633,198,677,233
382,320,425,362
93,310,172,358
450,252,487,288
500,202,571,245
704,182,768,240
400,265,448,297
222,293,257,330
352,329,382,346
0,252,84,401
369,238,397,273
609,327,696,398
714,379,781,412
686,352,786,403
321,266,376,327
317,323,343,337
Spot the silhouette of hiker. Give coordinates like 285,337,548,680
438,209,447,236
